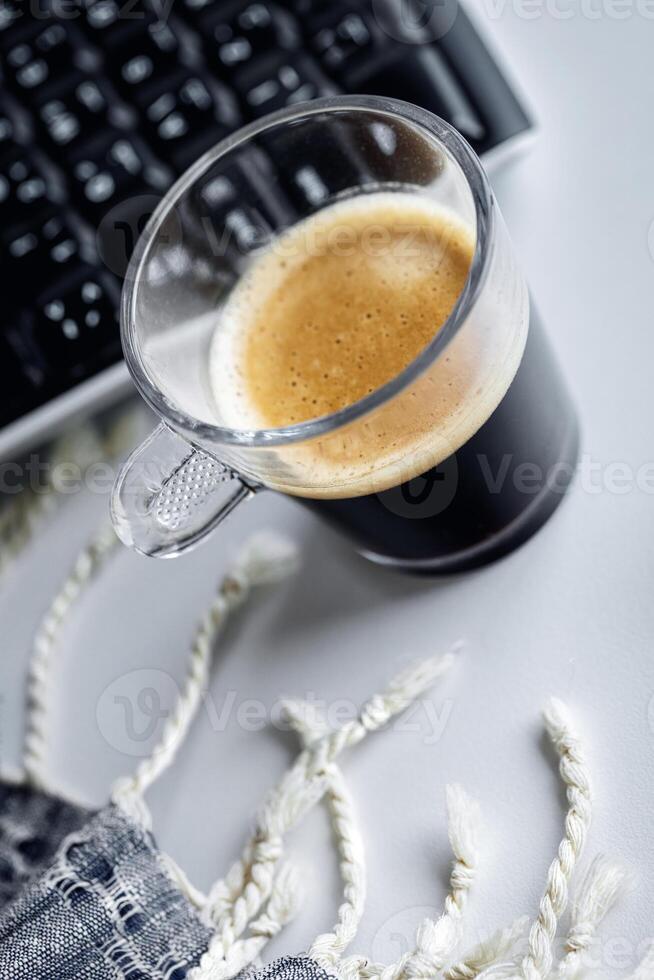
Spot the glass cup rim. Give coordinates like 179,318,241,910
121,95,495,449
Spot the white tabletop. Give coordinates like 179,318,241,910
2,5,654,971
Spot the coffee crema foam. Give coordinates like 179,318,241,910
210,193,528,499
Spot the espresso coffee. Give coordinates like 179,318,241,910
211,194,526,497
210,192,578,572
221,197,473,427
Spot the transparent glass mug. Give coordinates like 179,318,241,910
112,96,579,573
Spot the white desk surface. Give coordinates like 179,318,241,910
2,6,654,970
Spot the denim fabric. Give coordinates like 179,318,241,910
239,957,338,980
0,792,338,980
0,803,213,979
0,781,92,908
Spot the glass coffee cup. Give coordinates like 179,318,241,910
111,96,579,573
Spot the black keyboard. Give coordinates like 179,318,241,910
0,0,531,446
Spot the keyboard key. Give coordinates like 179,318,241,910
32,268,120,379
0,0,532,437
2,22,80,103
36,77,111,159
257,120,364,217
234,51,336,118
78,0,158,48
69,131,168,223
139,72,237,173
200,1,300,78
95,189,165,278
111,19,179,98
189,157,279,262
0,150,54,226
307,5,386,82
225,205,268,252
194,169,238,216
357,47,486,147
0,0,21,39
2,211,83,301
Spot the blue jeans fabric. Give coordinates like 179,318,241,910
0,781,92,909
239,957,337,980
0,803,212,979
0,795,339,980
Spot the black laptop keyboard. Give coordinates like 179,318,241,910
0,0,530,430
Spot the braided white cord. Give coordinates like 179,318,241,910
161,852,211,911
21,521,300,969
192,865,303,980
9,411,142,780
207,840,256,922
444,917,530,980
345,784,481,980
190,650,458,980
403,785,481,979
218,651,456,926
190,695,363,980
521,700,592,980
555,855,626,980
284,700,367,969
23,522,119,790
112,532,300,820
111,586,231,825
304,650,460,790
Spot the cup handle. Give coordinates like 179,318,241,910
111,423,255,558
